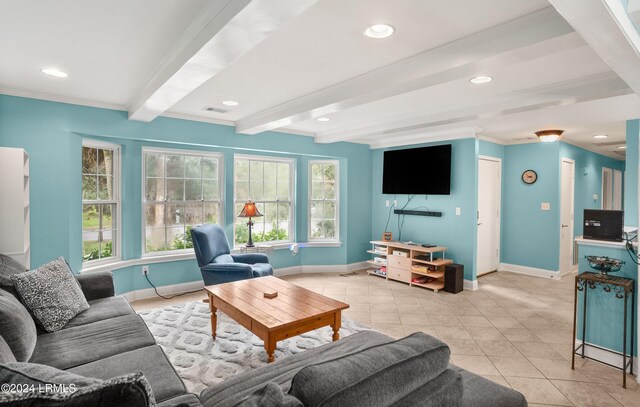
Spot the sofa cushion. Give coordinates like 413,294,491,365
251,263,273,277
69,345,185,402
236,383,303,407
0,288,37,362
0,362,101,388
0,370,155,407
157,393,203,407
0,254,25,298
29,314,155,369
391,369,463,407
63,296,134,329
11,257,90,332
0,334,17,364
449,364,527,407
199,331,391,407
289,332,450,407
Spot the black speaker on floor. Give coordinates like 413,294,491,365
445,263,463,294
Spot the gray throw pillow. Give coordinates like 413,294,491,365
235,383,303,407
0,335,17,364
289,332,451,407
0,364,155,407
11,257,90,332
0,289,37,362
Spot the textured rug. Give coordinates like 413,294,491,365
137,301,370,394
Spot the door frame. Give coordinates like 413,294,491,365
601,167,613,209
559,157,575,276
477,155,502,277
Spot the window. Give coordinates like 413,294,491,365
82,141,120,262
234,155,294,246
143,149,223,254
309,161,338,241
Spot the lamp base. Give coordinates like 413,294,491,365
245,242,255,248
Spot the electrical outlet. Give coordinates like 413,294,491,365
455,207,461,216
142,266,149,275
394,200,398,207
386,200,390,207
541,202,550,211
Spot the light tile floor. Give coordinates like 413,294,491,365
131,270,639,407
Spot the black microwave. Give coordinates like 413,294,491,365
583,209,624,242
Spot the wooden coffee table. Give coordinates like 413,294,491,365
205,276,349,363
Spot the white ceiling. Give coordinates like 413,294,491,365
1,0,640,158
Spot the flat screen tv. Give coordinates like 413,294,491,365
382,144,451,195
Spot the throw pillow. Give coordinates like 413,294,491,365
0,364,155,407
0,289,37,362
236,383,303,407
10,257,90,332
289,332,451,407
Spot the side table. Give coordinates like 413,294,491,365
571,272,635,388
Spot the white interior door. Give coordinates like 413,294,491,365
613,170,622,210
477,157,501,276
602,167,613,209
560,158,575,275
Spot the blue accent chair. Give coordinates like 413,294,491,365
190,224,273,286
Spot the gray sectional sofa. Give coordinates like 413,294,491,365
0,268,527,406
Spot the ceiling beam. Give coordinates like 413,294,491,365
548,0,640,97
340,73,632,146
235,6,577,134
367,128,480,150
128,0,317,122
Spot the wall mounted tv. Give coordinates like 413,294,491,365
382,144,452,195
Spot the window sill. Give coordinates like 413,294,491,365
302,241,343,248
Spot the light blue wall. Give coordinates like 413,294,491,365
0,95,372,294
559,143,625,237
502,142,561,270
625,119,639,226
576,244,637,356
370,139,479,281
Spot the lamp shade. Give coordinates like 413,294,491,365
238,200,262,218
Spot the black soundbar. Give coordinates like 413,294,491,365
394,209,442,217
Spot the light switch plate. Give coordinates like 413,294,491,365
593,194,598,201
386,200,390,207
455,207,461,216
541,202,550,211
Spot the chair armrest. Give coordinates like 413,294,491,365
202,262,253,275
231,253,269,265
201,263,253,285
75,271,115,301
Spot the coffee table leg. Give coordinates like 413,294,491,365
332,311,341,342
265,332,276,363
209,295,217,339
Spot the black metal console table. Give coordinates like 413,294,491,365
571,272,635,388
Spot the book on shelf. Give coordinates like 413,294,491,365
373,257,387,264
411,276,435,284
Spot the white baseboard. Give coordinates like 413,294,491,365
124,280,204,302
273,266,301,276
300,261,368,274
499,263,560,279
464,279,478,291
574,340,638,377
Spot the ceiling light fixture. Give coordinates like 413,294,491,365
535,129,564,143
593,134,608,139
618,145,627,150
470,76,493,84
41,68,68,78
364,24,395,39
222,100,239,106
317,117,330,122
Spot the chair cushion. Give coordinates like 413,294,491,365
0,334,17,364
251,263,273,277
63,296,134,329
69,345,186,402
11,257,90,332
191,224,231,267
29,314,155,369
0,288,37,362
214,254,234,264
289,332,450,407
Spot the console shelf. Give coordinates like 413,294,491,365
366,241,452,293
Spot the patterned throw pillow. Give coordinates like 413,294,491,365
10,257,90,332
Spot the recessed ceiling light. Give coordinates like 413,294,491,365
317,117,330,122
364,24,395,39
470,76,492,84
618,145,627,149
222,100,239,106
41,68,68,78
593,134,608,139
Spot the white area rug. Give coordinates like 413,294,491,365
138,301,370,394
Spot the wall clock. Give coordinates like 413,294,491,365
522,170,537,184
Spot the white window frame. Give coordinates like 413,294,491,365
82,139,122,266
308,160,339,242
142,147,224,257
233,154,295,247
